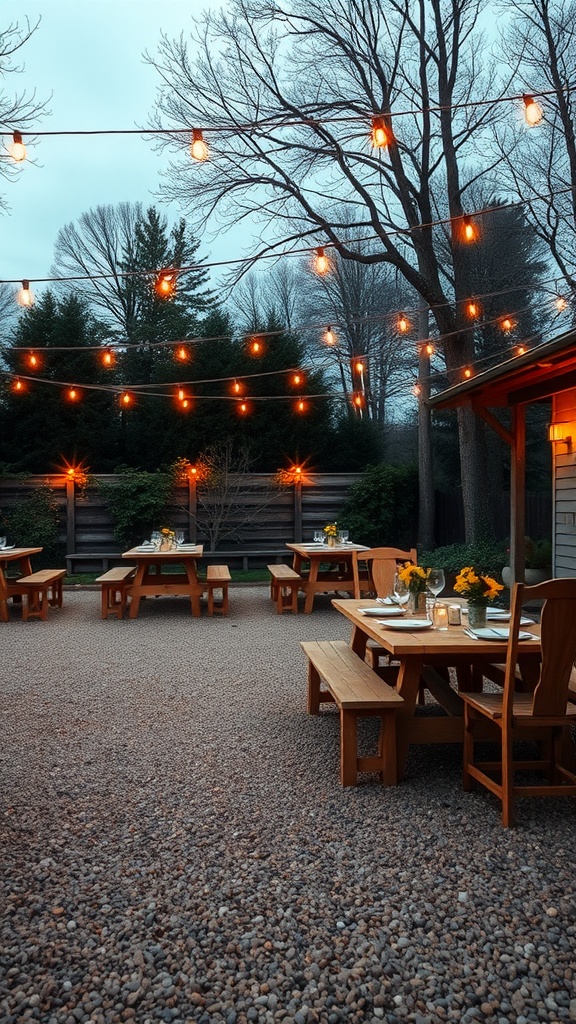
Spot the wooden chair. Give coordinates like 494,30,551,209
358,547,418,598
461,578,576,827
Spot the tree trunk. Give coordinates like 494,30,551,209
457,406,494,542
417,303,435,551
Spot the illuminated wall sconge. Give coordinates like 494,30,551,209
548,422,576,448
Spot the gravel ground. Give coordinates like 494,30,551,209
1,587,576,1024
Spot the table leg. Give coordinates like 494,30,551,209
303,557,319,614
395,656,424,780
127,564,146,618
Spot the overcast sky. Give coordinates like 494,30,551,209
0,0,243,294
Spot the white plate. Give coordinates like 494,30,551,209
361,606,404,617
467,627,535,641
378,618,433,630
136,545,156,552
477,611,534,625
178,544,198,550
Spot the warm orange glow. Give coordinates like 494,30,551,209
500,315,516,333
353,393,364,407
249,337,264,356
515,345,526,356
323,327,336,346
190,128,209,161
180,398,191,411
371,116,393,149
463,367,473,379
176,386,186,401
354,361,364,374
237,400,249,415
154,269,177,299
102,349,115,367
549,422,576,444
291,372,304,386
59,459,90,487
425,343,434,356
466,300,480,319
412,382,422,396
175,345,189,362
12,378,24,393
67,387,80,402
523,94,543,127
397,315,410,333
8,130,27,162
463,216,477,242
120,391,133,406
230,379,245,396
295,398,307,413
27,351,40,369
17,280,34,307
556,295,568,312
315,247,330,275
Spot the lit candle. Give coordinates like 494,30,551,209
433,603,449,630
448,604,461,626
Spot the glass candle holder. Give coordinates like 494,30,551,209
433,602,449,630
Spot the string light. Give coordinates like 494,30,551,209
424,343,435,356
323,327,336,346
101,349,115,367
555,295,568,312
453,215,478,243
397,314,410,333
12,379,24,393
499,315,516,333
371,116,393,149
295,397,307,413
176,386,186,402
27,351,40,369
230,379,245,395
314,247,330,275
290,371,305,387
17,280,34,307
463,367,473,378
466,299,480,319
154,269,177,299
66,387,80,401
7,130,27,162
120,391,133,407
237,400,249,415
175,345,189,362
249,336,264,356
523,94,544,127
190,129,209,162
515,345,526,356
412,382,422,396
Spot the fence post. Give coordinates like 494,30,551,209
294,476,303,541
188,475,197,544
66,476,76,554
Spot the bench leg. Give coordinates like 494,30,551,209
340,710,358,786
307,662,321,714
101,584,125,619
23,587,48,621
48,580,63,608
378,712,398,786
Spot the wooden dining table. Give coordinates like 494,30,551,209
0,547,43,621
286,542,370,613
122,545,204,618
332,598,542,779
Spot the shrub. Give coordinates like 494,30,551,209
99,469,175,547
419,540,508,578
0,486,62,566
339,463,418,548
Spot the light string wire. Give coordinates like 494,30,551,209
1,82,573,139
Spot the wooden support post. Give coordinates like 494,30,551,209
188,475,197,544
510,405,526,586
294,476,303,542
66,476,76,556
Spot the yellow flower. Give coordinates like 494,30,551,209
160,527,175,538
323,522,338,537
454,566,504,603
398,562,430,593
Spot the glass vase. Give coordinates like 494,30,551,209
467,602,487,628
326,535,337,548
407,591,426,615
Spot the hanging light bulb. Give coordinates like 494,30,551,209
230,379,244,396
314,247,330,275
154,269,177,299
463,367,473,379
295,397,306,413
101,349,115,367
291,371,304,387
8,130,27,162
17,280,34,307
424,343,434,356
466,299,480,319
463,216,477,242
175,345,189,362
12,378,24,393
516,345,526,356
176,386,186,402
500,315,516,333
190,128,209,162
523,94,543,127
555,295,568,312
27,351,40,369
397,314,410,333
323,326,336,346
67,387,79,402
237,400,249,415
412,382,422,397
353,393,364,408
371,116,393,149
249,336,264,356
120,391,133,407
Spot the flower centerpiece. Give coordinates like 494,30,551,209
159,526,176,551
323,522,339,547
397,562,430,614
453,566,504,628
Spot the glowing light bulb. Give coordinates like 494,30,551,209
67,387,79,401
190,128,209,161
250,337,263,355
17,280,34,307
296,398,306,413
397,315,410,333
556,295,568,312
462,216,477,242
154,269,177,299
355,361,364,374
315,247,330,275
102,349,115,367
463,367,473,379
239,401,248,415
371,116,392,148
425,343,434,356
292,373,302,386
8,130,27,162
353,394,363,407
323,327,336,346
175,345,189,361
412,383,422,396
231,379,242,395
466,300,479,319
28,351,39,369
516,345,526,356
500,316,514,333
120,391,132,406
523,94,543,127
177,386,185,402
13,378,24,392
181,398,191,411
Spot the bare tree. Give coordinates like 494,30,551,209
497,0,576,308
0,18,48,211
147,0,514,541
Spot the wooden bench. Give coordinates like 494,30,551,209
66,552,123,573
7,569,66,621
206,564,231,616
301,640,404,786
96,566,137,619
268,564,301,613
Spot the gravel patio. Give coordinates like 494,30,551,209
1,587,575,1024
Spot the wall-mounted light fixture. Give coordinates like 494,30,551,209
548,422,576,449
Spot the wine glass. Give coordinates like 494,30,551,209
0,536,6,549
426,568,445,606
339,530,349,544
393,574,410,609
151,530,161,549
313,530,323,543
175,530,185,547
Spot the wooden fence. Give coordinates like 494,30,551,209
0,474,552,570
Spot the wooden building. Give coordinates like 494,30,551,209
428,328,576,583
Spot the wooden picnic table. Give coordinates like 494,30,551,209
122,545,204,619
0,547,43,621
332,598,542,779
286,542,370,613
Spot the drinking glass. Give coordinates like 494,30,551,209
175,530,185,547
393,574,410,609
339,530,349,543
313,530,323,543
0,536,6,548
426,568,445,604
151,530,161,549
